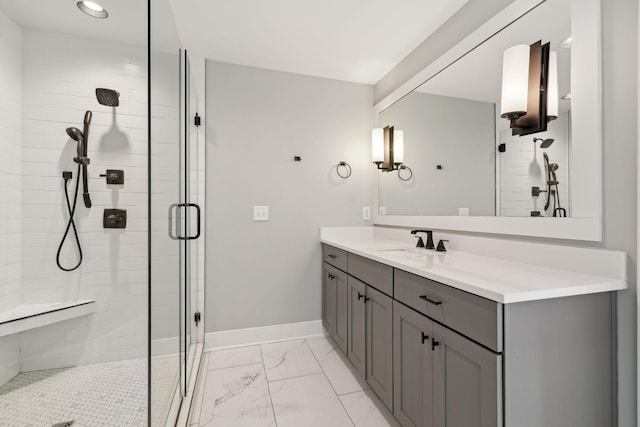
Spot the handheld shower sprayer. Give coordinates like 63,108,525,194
65,127,84,161
81,110,92,208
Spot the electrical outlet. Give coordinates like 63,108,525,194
458,207,469,216
253,206,269,221
362,206,371,220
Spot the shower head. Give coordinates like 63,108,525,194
549,163,559,172
96,88,120,107
533,137,554,149
66,127,84,142
66,127,84,159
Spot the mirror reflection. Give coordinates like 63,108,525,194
378,0,571,217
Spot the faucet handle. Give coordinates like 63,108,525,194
410,229,435,249
414,236,425,248
436,239,449,252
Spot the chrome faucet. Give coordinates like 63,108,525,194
410,230,435,250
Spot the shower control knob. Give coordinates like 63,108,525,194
103,209,127,229
100,169,124,184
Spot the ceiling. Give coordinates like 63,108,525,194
168,0,468,84
0,0,148,48
0,0,469,85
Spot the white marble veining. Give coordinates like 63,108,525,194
194,339,402,427
208,345,263,370
321,227,626,303
261,339,322,381
339,389,400,427
269,373,354,427
198,363,275,427
306,337,368,395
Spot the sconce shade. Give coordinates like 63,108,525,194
393,130,404,164
372,128,384,163
500,44,530,119
546,51,558,120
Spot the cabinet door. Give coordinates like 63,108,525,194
334,269,348,354
347,276,366,377
322,262,336,337
432,323,502,427
366,285,394,410
393,301,433,427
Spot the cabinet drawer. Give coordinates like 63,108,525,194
348,253,393,297
322,244,348,271
394,269,502,352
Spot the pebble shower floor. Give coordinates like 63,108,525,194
0,357,177,426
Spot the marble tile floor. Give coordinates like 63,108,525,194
189,337,400,427
0,356,179,427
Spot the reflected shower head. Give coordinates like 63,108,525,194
549,163,559,172
533,137,554,149
96,88,120,107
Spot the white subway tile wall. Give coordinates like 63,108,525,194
498,112,570,217
16,30,182,371
0,9,23,386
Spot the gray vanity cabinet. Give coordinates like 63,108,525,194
347,275,366,377
321,262,336,338
393,301,501,427
322,246,348,354
347,272,394,411
432,323,501,427
323,243,616,427
393,301,433,427
365,285,393,411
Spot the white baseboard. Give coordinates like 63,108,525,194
152,336,179,357
204,320,328,351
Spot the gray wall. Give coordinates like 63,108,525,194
601,0,638,424
205,61,374,332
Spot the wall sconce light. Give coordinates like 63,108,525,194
372,126,404,171
500,40,557,136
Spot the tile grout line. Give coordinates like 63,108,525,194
304,338,356,427
259,344,279,427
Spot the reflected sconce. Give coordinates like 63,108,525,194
500,40,557,136
372,126,404,171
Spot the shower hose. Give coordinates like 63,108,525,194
56,164,83,271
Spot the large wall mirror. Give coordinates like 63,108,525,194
373,0,602,241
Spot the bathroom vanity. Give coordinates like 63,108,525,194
321,227,626,427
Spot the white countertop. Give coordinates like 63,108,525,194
321,228,626,304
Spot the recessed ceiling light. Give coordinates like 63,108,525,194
560,36,572,48
77,1,109,19
561,93,572,100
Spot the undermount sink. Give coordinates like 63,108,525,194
377,248,433,264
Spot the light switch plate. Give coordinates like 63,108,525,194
379,206,386,215
253,206,269,221
362,206,371,220
459,207,469,216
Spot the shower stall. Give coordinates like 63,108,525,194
0,0,205,425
